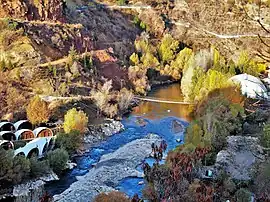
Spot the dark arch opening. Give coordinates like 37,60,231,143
27,148,39,158
2,132,16,141
18,122,32,130
16,152,25,157
42,143,48,154
0,142,14,150
0,123,15,132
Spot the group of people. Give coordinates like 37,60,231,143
151,140,167,162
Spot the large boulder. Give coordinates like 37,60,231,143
215,136,267,181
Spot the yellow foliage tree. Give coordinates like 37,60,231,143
26,96,50,125
63,108,88,134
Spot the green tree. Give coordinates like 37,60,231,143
56,130,82,154
262,124,270,148
63,108,88,134
158,34,179,64
29,157,50,178
47,148,69,175
235,188,252,202
26,96,50,125
12,155,31,184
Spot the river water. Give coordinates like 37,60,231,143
45,83,191,199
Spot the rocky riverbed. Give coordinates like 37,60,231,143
54,134,161,202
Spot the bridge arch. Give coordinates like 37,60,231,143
15,129,35,140
0,122,15,132
0,140,14,150
14,137,53,158
0,131,16,141
27,148,39,158
14,120,32,131
15,152,25,157
33,127,53,138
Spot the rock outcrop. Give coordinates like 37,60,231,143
0,0,66,22
215,136,267,181
84,120,125,144
13,180,45,202
54,134,161,202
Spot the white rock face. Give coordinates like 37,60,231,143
84,120,124,144
215,136,266,181
230,74,269,99
13,180,45,202
39,171,59,182
54,134,161,202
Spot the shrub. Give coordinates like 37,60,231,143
47,148,69,175
117,88,134,112
94,191,130,202
63,108,88,134
262,124,270,148
55,130,82,154
26,96,50,125
236,51,266,76
185,94,244,152
130,53,140,65
0,149,31,187
29,157,50,178
158,34,179,64
235,188,252,202
11,155,30,184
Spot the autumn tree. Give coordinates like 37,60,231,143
94,191,130,202
63,108,88,134
158,34,179,64
26,96,50,125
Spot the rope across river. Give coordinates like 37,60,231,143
134,96,193,105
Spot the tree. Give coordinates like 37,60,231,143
63,108,88,134
29,157,50,178
262,124,270,148
26,96,50,125
47,148,69,175
117,88,134,112
94,191,130,202
56,130,82,154
158,34,179,64
0,148,30,188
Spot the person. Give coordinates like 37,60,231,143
163,140,167,151
158,145,163,159
151,142,155,153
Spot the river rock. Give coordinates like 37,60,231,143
214,136,267,181
39,171,59,182
84,120,124,144
54,134,161,202
13,180,45,202
66,161,77,170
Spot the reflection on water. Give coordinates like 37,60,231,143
132,83,192,121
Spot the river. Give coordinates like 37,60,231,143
45,83,191,199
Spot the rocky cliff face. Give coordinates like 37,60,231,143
0,0,66,22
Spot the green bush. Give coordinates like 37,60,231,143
0,149,31,187
235,188,252,202
262,124,270,148
185,95,243,152
29,157,50,178
11,156,30,184
56,130,82,154
47,148,69,175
